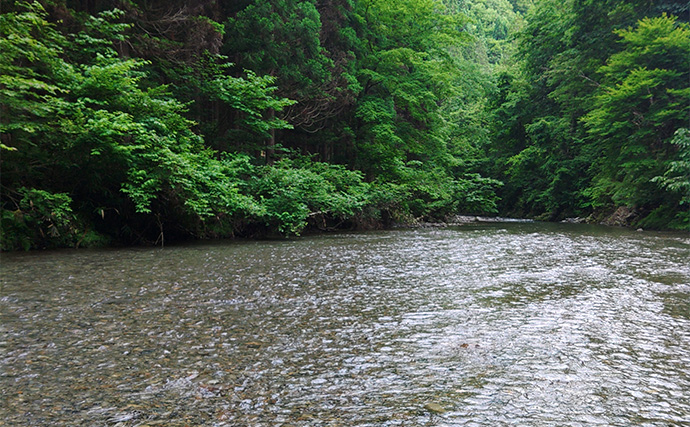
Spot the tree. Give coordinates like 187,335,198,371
484,0,690,226
653,128,690,229
351,0,467,175
0,2,264,248
224,0,336,161
1,0,509,249
583,14,690,227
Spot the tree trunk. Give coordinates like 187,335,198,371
265,108,276,164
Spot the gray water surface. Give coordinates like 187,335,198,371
2,223,689,426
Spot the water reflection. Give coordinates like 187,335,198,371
1,223,689,425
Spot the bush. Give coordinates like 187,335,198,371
1,188,80,250
248,159,371,235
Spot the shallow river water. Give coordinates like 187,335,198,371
2,223,689,426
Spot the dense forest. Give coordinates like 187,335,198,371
1,0,688,250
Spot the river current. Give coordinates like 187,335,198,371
1,223,689,426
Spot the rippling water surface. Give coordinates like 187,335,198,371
2,223,689,426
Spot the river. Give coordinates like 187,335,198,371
1,223,689,426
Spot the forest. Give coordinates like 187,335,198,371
1,0,688,250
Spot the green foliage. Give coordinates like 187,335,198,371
654,129,690,199
223,0,337,130
245,158,370,234
351,0,472,178
652,128,690,230
0,2,71,138
1,188,80,250
225,0,332,90
391,163,501,219
446,0,525,65
204,66,296,138
9,0,689,251
584,15,690,211
0,2,287,247
1,0,509,249
484,0,690,228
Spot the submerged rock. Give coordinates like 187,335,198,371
424,402,446,414
562,217,585,224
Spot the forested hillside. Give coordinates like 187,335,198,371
488,0,690,229
1,0,688,250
